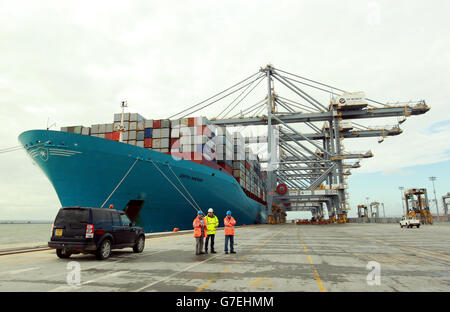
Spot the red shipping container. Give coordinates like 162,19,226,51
192,152,202,160
105,132,113,140
112,131,120,141
170,151,183,159
170,138,180,148
188,117,195,127
245,161,250,170
144,138,152,148
153,120,161,129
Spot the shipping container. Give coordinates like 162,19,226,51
153,120,161,129
152,138,161,149
160,119,170,128
144,138,152,148
128,131,137,140
144,119,153,128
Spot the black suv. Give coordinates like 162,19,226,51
48,207,146,260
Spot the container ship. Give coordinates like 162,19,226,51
18,109,268,232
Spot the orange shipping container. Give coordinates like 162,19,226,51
144,138,152,148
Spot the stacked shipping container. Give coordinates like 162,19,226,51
60,113,267,204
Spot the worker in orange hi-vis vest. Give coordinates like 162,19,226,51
193,210,207,255
223,210,236,254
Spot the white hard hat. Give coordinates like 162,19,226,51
208,208,214,213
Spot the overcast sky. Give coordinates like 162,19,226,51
1,0,449,220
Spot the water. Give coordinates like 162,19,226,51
0,224,52,247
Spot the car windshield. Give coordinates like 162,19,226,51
55,208,89,224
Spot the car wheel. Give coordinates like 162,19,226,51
133,235,145,253
96,239,112,260
56,249,72,259
417,225,420,228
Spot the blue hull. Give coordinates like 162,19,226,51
18,130,267,232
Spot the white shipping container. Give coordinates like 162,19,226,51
136,141,144,148
171,119,180,127
128,140,136,146
153,129,162,138
160,148,169,153
128,131,137,140
179,126,195,137
123,113,130,121
193,135,208,144
60,127,68,132
98,133,105,139
160,138,169,148
123,131,129,141
195,116,208,125
144,119,153,128
180,144,194,152
180,118,189,126
137,113,145,122
106,124,113,133
130,113,138,122
180,136,194,144
137,122,145,131
152,138,161,148
99,124,106,134
161,128,170,138
171,128,180,138
129,122,137,131
81,127,90,135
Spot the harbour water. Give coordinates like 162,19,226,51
0,223,51,248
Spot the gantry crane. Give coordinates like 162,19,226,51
404,188,433,224
168,65,430,223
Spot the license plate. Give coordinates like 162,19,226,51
55,229,63,236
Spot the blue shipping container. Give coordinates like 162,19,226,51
144,128,152,138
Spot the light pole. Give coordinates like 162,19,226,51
381,202,386,219
399,186,405,216
429,176,440,221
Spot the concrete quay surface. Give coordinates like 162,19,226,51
0,223,448,292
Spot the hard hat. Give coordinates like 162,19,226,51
197,210,203,215
208,208,214,213
226,210,231,215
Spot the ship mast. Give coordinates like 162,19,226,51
118,100,127,142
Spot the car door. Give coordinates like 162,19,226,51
111,211,126,245
120,213,136,245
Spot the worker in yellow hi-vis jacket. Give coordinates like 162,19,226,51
204,208,219,254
